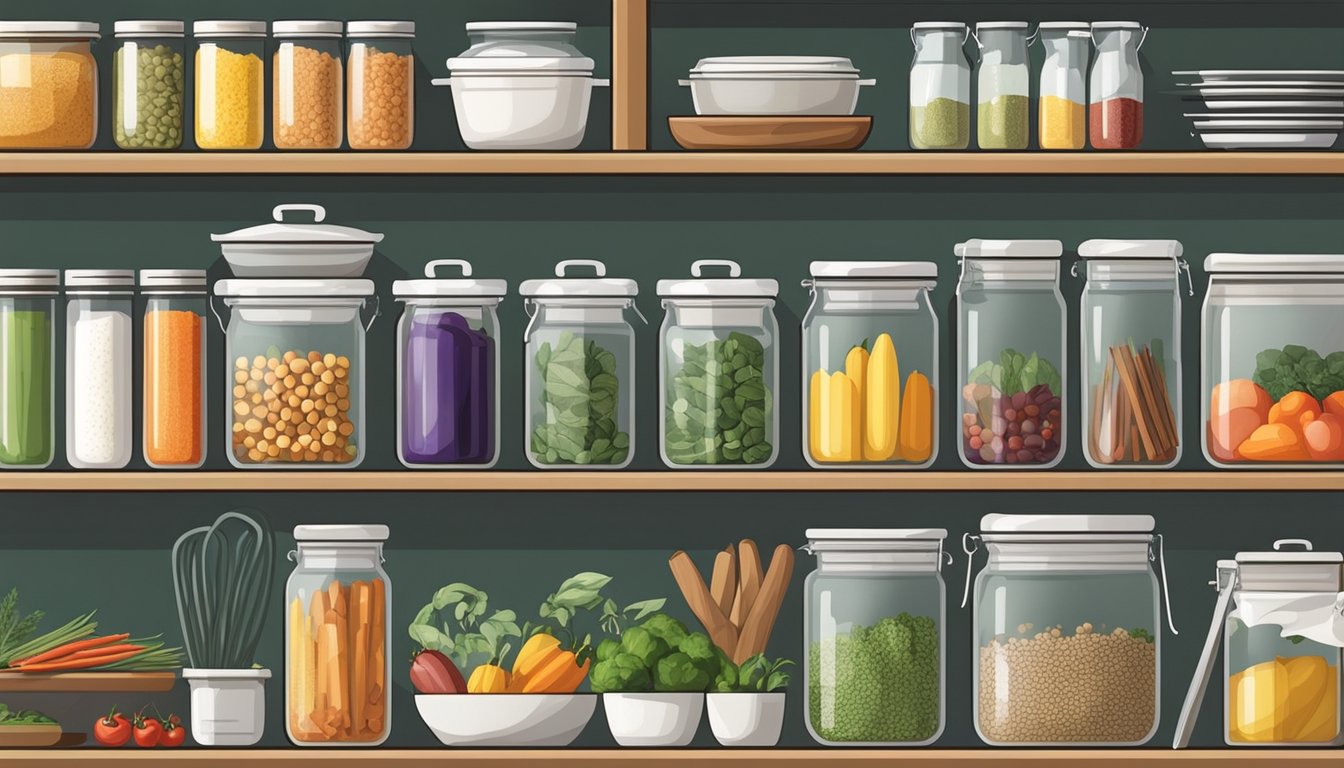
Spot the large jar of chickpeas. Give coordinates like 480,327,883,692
346,21,414,150
214,279,376,468
272,20,343,149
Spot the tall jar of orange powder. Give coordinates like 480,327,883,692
346,21,414,150
141,270,206,469
273,21,344,150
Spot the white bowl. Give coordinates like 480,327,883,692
707,692,786,747
602,692,704,747
432,75,609,150
678,75,875,116
414,693,596,747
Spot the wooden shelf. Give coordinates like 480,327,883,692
0,672,175,693
0,471,1339,492
1,152,1341,176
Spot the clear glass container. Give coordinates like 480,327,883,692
804,529,948,746
1202,254,1344,467
195,20,266,150
974,22,1031,150
909,22,970,150
802,261,938,468
214,279,377,468
347,21,414,150
0,270,57,468
273,21,343,150
1078,240,1188,468
1036,23,1089,150
141,270,206,469
286,524,391,746
113,20,184,150
965,514,1174,746
65,269,134,469
657,259,778,468
520,259,641,469
393,259,504,468
956,240,1066,468
1090,22,1146,150
0,22,100,149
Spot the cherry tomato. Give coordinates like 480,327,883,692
93,707,131,747
158,713,186,748
131,708,161,748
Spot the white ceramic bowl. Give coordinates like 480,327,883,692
679,76,875,116
414,694,597,747
432,75,609,150
706,692,786,747
602,692,704,747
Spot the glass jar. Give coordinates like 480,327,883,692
1036,23,1089,150
802,261,939,468
521,259,641,469
0,270,57,468
214,279,377,468
65,270,134,469
656,260,778,468
141,270,206,469
964,514,1175,746
1090,22,1147,150
974,22,1031,150
112,20,184,150
1202,254,1344,467
956,239,1066,468
393,259,504,468
195,20,266,150
1078,240,1188,468
273,21,343,150
804,529,948,746
286,524,391,746
347,21,414,150
0,22,99,149
909,22,970,150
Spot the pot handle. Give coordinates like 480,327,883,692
424,258,473,278
591,78,611,87
555,259,607,278
691,259,741,278
677,79,692,87
273,203,325,223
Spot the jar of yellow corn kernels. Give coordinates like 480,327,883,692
194,20,265,150
272,20,343,150
346,21,414,150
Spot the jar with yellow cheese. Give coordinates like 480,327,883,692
194,20,265,150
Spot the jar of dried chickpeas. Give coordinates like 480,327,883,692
346,21,414,150
141,270,206,469
194,20,266,150
272,20,343,150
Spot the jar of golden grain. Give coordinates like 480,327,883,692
272,20,343,150
0,22,100,149
346,21,414,150
194,20,265,150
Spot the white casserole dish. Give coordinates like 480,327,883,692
211,204,384,278
679,56,875,116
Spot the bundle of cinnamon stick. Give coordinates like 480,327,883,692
668,540,794,664
1090,342,1178,464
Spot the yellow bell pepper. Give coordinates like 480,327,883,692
864,333,900,461
467,663,511,693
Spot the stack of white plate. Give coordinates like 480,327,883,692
1173,70,1344,149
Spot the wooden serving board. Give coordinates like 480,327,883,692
0,725,62,748
669,116,873,150
0,671,176,693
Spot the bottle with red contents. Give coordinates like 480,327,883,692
1088,21,1147,149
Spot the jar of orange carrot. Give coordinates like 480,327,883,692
140,270,206,468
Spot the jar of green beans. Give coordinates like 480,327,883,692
113,20,186,150
0,270,57,469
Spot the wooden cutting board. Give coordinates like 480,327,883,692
669,116,873,150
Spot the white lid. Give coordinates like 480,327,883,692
1236,539,1342,565
1038,21,1091,30
1205,253,1344,273
393,259,508,298
114,20,184,37
449,55,594,73
690,56,859,76
0,269,59,291
809,261,937,279
294,524,389,542
1092,21,1144,29
465,21,576,32
450,21,591,73
957,239,1064,258
806,528,948,541
347,21,415,37
1079,239,1184,259
912,22,967,31
211,204,384,246
215,279,375,298
273,20,343,38
194,20,266,37
140,269,207,289
656,259,778,298
0,21,100,40
65,269,135,289
981,514,1156,533
977,21,1030,30
519,259,637,298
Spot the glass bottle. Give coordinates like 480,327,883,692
347,21,415,150
273,20,344,149
974,22,1032,150
0,270,57,468
1090,22,1147,150
909,22,970,150
65,269,135,469
112,20,185,149
1037,23,1090,150
141,270,207,469
195,20,266,150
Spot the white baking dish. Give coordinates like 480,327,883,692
432,73,609,150
211,204,384,277
679,56,874,116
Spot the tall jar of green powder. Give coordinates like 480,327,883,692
909,22,970,150
973,22,1032,150
804,529,947,746
0,270,58,468
113,20,186,150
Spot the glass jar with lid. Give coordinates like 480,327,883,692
804,528,949,746
0,270,58,468
973,22,1032,150
1090,22,1147,150
1202,254,1344,467
273,20,343,150
346,21,414,150
1036,22,1090,150
909,22,970,150
112,20,185,150
141,270,207,469
0,22,100,149
956,239,1066,468
393,259,505,468
657,260,778,468
285,524,391,746
65,269,135,470
802,261,938,468
521,259,642,469
194,20,266,150
1078,240,1189,468
963,514,1176,745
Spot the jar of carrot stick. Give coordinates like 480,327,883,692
140,269,206,468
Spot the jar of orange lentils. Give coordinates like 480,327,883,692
346,21,414,150
0,22,100,149
272,20,343,150
141,270,206,469
194,20,266,150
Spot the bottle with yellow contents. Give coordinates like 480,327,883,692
1036,23,1090,150
194,21,266,150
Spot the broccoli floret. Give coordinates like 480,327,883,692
590,652,653,693
595,637,621,663
677,631,720,682
639,613,689,648
654,651,713,692
619,626,670,668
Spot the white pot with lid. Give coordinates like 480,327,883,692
679,56,876,116
212,204,384,278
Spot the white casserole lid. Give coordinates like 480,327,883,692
294,524,389,541
140,269,206,291
212,204,384,247
466,21,576,33
114,20,183,37
347,21,415,38
215,279,375,298
449,21,592,74
0,269,59,293
194,21,266,38
1205,253,1344,273
810,261,937,279
657,259,777,298
393,259,508,298
982,513,1155,534
0,21,100,40
520,259,637,298
65,269,134,292
1236,540,1342,565
690,55,860,76
1079,239,1184,259
957,239,1064,258
273,20,343,38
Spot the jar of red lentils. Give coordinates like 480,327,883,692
272,20,343,150
141,270,206,469
346,21,414,150
194,20,266,150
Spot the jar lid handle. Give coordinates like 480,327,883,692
273,203,326,223
555,259,606,278
424,259,473,278
1273,538,1314,552
1172,561,1239,749
691,259,741,278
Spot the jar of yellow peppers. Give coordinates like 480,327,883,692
802,262,939,468
194,21,265,150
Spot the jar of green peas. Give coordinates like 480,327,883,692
113,20,186,150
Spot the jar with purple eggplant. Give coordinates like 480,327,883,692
956,239,1066,468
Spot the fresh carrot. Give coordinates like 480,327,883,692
57,644,145,661
9,633,130,667
5,649,147,673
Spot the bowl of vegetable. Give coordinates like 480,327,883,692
415,693,597,747
591,614,717,746
705,654,792,747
